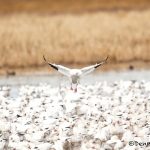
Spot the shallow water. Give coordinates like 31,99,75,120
1,70,150,86
0,70,150,98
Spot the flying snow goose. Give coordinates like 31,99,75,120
43,55,108,92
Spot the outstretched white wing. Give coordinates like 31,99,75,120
80,56,108,76
43,56,71,77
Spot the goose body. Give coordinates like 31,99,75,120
43,55,108,92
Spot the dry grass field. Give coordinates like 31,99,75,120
0,0,150,13
0,0,150,73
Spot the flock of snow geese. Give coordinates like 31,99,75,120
0,79,150,149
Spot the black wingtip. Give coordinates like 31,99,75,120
43,55,47,62
94,56,109,68
43,55,58,71
105,56,109,62
50,64,58,70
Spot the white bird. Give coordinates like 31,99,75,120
43,55,108,92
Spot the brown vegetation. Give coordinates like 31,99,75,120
0,0,150,13
0,0,150,73
0,10,150,70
